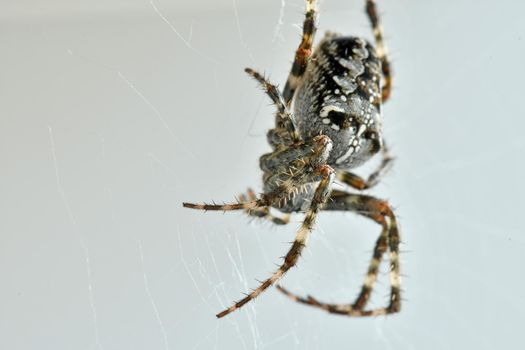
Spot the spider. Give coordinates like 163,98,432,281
183,0,400,318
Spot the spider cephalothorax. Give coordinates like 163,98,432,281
184,0,401,318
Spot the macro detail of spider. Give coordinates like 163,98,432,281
183,0,401,318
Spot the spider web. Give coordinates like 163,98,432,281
149,1,396,348
1,1,414,349
3,1,525,350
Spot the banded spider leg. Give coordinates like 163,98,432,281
277,190,401,316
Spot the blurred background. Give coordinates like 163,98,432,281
1,0,525,349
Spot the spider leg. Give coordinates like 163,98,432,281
216,165,335,318
282,0,318,104
244,68,300,142
277,213,388,312
182,199,264,212
365,0,392,102
239,189,290,225
184,135,332,214
336,143,394,190
277,189,401,316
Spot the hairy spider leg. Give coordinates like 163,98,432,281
365,0,392,102
277,190,401,316
182,190,290,213
182,199,264,212
183,135,332,213
337,143,395,190
239,189,290,226
244,68,300,142
282,0,318,104
216,165,335,318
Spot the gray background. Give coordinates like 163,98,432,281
2,0,524,349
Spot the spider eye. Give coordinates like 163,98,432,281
327,111,347,129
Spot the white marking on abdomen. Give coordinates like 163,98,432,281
320,105,345,118
336,146,355,164
335,125,367,164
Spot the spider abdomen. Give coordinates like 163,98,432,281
294,34,383,169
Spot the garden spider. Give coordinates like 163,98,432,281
183,0,400,318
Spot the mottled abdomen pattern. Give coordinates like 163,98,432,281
294,34,383,169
